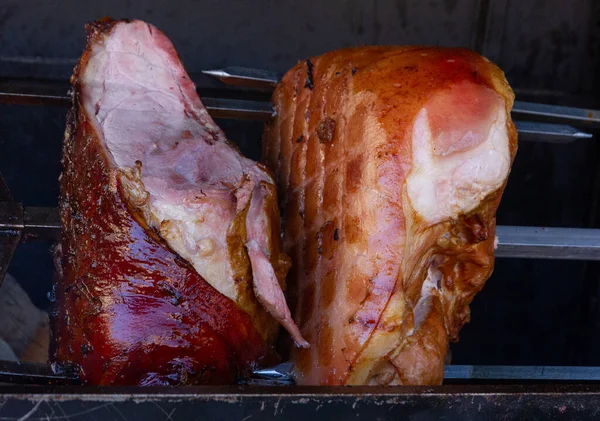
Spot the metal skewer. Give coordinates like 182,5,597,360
0,205,599,261
203,66,600,127
253,362,600,383
202,67,279,89
513,100,600,126
4,359,600,385
514,121,592,143
495,226,600,260
203,67,279,90
0,360,80,385
0,80,591,142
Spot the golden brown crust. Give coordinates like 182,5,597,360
263,46,517,385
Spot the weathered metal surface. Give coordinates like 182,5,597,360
1,0,597,98
485,0,594,95
0,0,481,79
1,385,600,420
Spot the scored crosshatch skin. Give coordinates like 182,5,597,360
263,46,518,385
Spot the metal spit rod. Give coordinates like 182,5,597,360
0,79,594,142
4,359,600,385
0,360,80,386
495,226,600,260
0,204,599,260
203,66,600,127
514,121,592,143
254,362,600,383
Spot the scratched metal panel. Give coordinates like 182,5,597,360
3,385,600,421
0,0,479,79
485,0,595,95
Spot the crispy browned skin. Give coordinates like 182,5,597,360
263,46,517,385
54,20,273,386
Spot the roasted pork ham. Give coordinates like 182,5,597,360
263,47,517,385
54,19,304,386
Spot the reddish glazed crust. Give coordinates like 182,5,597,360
53,20,270,386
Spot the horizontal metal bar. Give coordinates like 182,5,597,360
202,67,279,89
5,359,600,386
0,360,80,385
0,80,272,120
22,206,61,241
0,205,60,242
204,67,600,127
0,79,70,106
255,363,600,382
515,121,592,143
201,97,273,120
513,100,600,126
495,226,600,260
0,79,594,141
203,66,279,88
1,207,600,260
200,100,594,141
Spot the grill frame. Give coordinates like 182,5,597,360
2,72,600,419
2,384,600,420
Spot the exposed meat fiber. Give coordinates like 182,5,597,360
54,19,304,386
263,46,518,385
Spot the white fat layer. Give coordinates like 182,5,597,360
406,106,510,225
151,198,239,302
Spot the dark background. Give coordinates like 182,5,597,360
1,0,599,367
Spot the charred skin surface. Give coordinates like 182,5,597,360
263,47,517,385
54,20,271,386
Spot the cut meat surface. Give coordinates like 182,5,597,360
55,19,302,386
406,81,510,224
263,46,517,385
